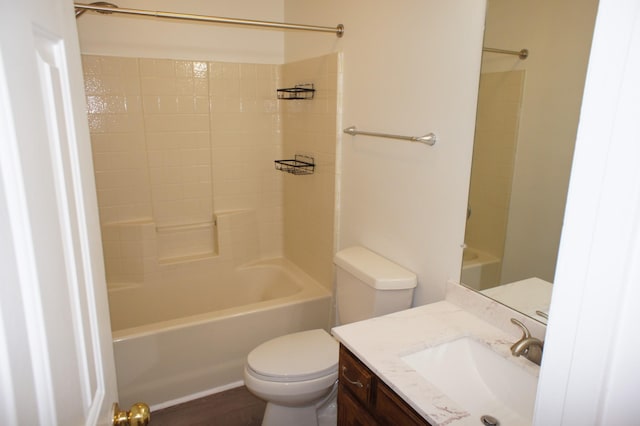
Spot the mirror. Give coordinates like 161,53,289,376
461,0,599,323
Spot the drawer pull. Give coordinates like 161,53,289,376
341,366,364,388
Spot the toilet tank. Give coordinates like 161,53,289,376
334,246,417,325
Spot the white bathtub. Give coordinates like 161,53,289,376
109,257,332,409
460,247,502,291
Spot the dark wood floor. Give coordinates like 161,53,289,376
150,386,266,426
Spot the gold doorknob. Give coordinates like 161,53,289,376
112,402,151,426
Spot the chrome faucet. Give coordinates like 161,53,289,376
510,318,544,366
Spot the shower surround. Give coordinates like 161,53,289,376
84,55,281,282
463,70,524,290
83,53,341,405
83,53,339,287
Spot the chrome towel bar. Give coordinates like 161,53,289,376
343,126,436,146
483,47,529,60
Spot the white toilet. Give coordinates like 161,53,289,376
244,246,417,426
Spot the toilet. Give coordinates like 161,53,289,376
244,246,417,426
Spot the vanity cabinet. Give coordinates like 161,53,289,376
338,344,432,426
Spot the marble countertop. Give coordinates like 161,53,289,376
331,300,540,426
481,278,552,324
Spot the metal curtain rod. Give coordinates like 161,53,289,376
343,126,437,146
483,47,529,59
74,2,345,37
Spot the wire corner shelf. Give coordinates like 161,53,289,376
274,154,315,175
277,84,315,100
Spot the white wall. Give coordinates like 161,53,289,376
465,70,525,266
285,0,486,304
76,0,285,63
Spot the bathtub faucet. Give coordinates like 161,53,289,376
510,318,544,366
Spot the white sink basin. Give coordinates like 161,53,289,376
401,337,538,425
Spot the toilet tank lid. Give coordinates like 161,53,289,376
334,246,417,290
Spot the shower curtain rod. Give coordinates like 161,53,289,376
483,47,529,59
74,2,344,37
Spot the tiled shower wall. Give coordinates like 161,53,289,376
83,55,282,283
82,54,339,289
140,59,212,227
83,56,152,223
282,54,340,289
465,70,525,269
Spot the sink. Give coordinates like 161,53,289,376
401,337,538,425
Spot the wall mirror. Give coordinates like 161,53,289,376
461,0,599,323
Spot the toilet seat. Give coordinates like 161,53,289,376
247,329,338,383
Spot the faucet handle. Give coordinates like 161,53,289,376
510,318,531,339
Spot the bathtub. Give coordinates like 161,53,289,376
109,257,332,409
460,246,502,291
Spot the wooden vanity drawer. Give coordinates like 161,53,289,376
338,344,433,426
339,345,374,405
375,380,430,426
338,383,379,426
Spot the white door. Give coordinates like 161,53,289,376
0,0,119,425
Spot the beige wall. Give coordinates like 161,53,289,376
78,0,341,290
481,0,598,283
83,56,151,224
81,51,339,289
208,61,283,259
284,0,486,304
465,71,525,267
83,55,282,283
140,58,212,227
282,54,341,289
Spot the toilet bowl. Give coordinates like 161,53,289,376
244,329,339,426
244,246,417,426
